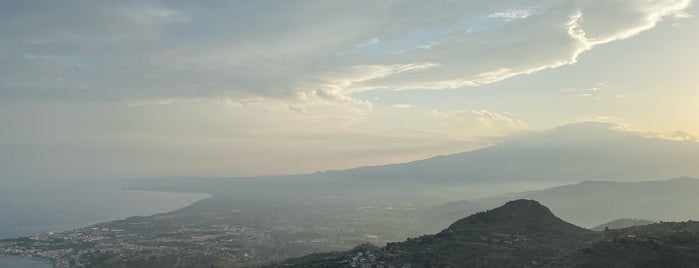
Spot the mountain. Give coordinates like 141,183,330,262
591,219,656,232
315,122,699,184
273,200,600,268
130,122,699,206
427,177,699,229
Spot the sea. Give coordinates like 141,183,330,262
0,256,51,268
0,178,208,267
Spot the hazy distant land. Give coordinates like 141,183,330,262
2,123,699,267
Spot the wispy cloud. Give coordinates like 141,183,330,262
0,0,691,104
561,83,625,100
391,104,412,109
487,9,533,21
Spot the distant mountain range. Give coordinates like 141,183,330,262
591,219,656,232
426,177,699,229
131,121,699,204
312,122,699,184
275,200,699,268
127,121,699,235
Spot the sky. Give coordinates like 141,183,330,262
0,0,697,179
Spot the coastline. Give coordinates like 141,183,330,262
0,179,211,240
0,254,52,268
0,186,211,268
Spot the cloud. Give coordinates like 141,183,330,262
569,0,692,46
667,131,699,141
356,38,380,48
471,110,523,126
644,130,699,142
126,98,176,107
429,108,529,137
487,9,534,20
0,0,692,104
561,83,618,99
391,104,412,109
328,0,692,94
573,122,699,143
574,115,624,123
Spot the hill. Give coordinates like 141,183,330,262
447,200,587,235
276,201,699,268
273,200,599,268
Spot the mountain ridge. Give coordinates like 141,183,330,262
309,122,699,184
425,177,699,230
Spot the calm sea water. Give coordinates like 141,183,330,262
0,256,51,268
0,178,208,239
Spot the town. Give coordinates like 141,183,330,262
0,199,426,268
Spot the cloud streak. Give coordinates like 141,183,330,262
0,0,692,104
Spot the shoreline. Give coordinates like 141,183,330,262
1,183,211,240
0,187,211,268
0,254,52,267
